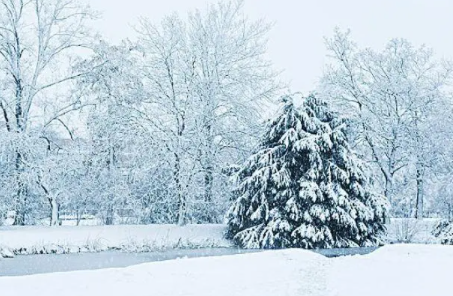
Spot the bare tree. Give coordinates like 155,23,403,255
136,15,198,225
188,1,278,210
321,29,451,219
0,0,95,225
135,0,279,225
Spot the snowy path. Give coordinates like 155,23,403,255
0,247,379,276
1,245,451,296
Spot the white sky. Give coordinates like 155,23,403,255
86,0,453,93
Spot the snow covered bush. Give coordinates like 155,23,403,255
432,220,453,245
391,218,422,243
226,94,388,249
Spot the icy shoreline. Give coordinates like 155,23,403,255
0,224,231,258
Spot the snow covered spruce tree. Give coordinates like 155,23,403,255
226,94,388,249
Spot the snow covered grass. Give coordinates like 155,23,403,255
1,244,451,296
0,224,231,257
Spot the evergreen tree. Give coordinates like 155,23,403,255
226,94,388,249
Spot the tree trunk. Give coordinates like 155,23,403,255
204,163,213,203
177,198,186,226
414,114,424,220
202,123,214,223
105,203,114,225
383,177,392,224
13,71,26,225
105,141,115,226
415,165,424,220
13,152,26,226
76,209,81,226
174,153,186,226
50,197,60,226
13,191,26,225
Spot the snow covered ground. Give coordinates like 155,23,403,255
330,244,453,296
0,224,230,256
0,244,451,296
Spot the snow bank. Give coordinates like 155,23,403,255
1,245,451,296
0,224,230,257
368,243,453,258
0,249,328,296
0,218,445,258
329,244,452,296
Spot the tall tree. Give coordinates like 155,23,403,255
227,94,387,249
75,41,144,225
136,0,279,224
321,30,452,218
187,0,278,209
0,0,95,224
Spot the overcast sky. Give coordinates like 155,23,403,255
86,0,453,93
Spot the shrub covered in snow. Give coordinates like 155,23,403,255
226,94,388,249
384,218,440,244
0,247,15,258
391,218,422,243
432,220,453,245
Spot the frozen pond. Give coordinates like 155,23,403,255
0,248,259,276
0,247,379,277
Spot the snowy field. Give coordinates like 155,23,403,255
0,224,230,257
0,244,451,296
